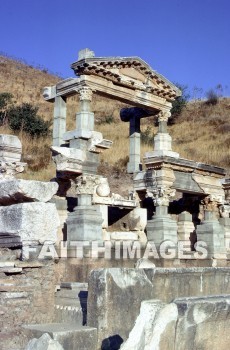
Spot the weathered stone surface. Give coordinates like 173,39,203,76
23,323,97,350
0,179,58,205
88,267,230,348
110,231,138,241
0,202,59,244
87,268,154,348
0,134,22,161
25,333,64,350
122,295,230,350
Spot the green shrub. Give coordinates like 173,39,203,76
7,103,51,137
205,89,219,105
170,84,190,124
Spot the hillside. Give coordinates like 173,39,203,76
0,54,229,186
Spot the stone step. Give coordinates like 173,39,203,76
23,323,97,350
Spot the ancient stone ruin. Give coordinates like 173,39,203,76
0,49,230,350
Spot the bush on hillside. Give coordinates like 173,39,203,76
7,103,51,137
205,89,219,105
169,84,190,124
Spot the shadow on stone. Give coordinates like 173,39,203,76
78,290,88,326
101,335,123,350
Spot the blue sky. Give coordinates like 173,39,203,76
1,0,229,97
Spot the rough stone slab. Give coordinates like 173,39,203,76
0,179,58,205
25,333,64,350
23,323,97,350
0,202,60,244
0,134,22,161
87,268,154,348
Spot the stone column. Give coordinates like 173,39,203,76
177,211,195,251
196,196,226,259
120,107,153,174
146,187,178,250
146,110,179,158
53,96,66,146
76,87,94,132
127,115,142,173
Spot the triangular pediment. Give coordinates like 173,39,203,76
71,56,181,101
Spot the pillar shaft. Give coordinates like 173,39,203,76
127,115,142,174
53,96,66,146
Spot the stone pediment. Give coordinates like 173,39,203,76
71,55,181,101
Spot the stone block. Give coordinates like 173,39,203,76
87,268,154,348
67,206,103,242
197,211,226,258
0,202,60,245
23,323,97,350
146,214,178,248
25,332,64,350
0,179,58,205
0,134,22,161
121,295,230,350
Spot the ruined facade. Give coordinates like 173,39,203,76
0,49,230,350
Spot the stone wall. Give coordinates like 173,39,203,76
0,258,63,350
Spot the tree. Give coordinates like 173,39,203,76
7,103,51,137
169,84,190,124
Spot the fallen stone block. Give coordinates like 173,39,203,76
0,179,58,205
23,323,97,350
0,202,59,245
25,332,64,350
121,295,230,350
0,134,22,162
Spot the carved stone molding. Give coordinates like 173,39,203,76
75,175,100,195
201,195,220,212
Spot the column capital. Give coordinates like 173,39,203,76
78,87,93,101
158,110,171,123
154,186,175,206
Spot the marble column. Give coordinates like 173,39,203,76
53,96,66,146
